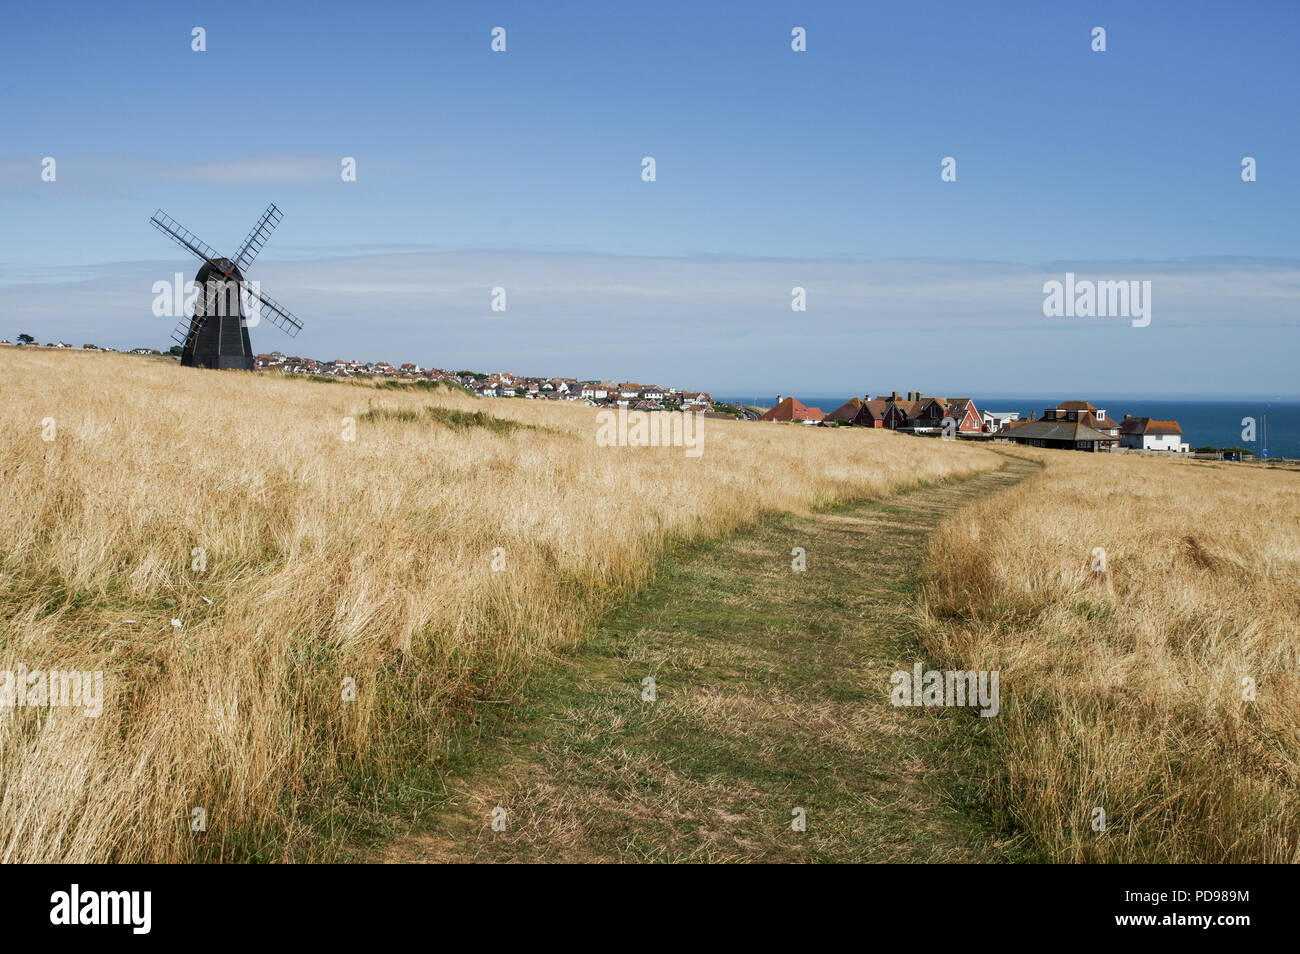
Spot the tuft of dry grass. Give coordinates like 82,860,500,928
0,347,997,862
918,446,1300,862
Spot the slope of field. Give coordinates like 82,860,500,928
919,446,1300,862
0,347,997,862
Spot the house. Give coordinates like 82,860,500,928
946,399,984,435
1079,411,1121,437
1119,416,1187,452
850,399,889,428
1043,401,1122,437
758,396,824,423
995,418,1117,452
823,397,865,424
913,397,982,435
980,410,1020,433
881,391,927,430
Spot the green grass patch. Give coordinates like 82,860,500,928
374,378,473,396
360,405,528,435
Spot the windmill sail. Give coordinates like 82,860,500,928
231,203,282,274
149,210,222,267
241,282,302,337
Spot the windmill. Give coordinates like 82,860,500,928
149,204,303,370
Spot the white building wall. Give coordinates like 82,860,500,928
1143,433,1182,451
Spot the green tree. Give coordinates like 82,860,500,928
16,333,34,344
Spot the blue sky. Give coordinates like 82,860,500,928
2,0,1298,397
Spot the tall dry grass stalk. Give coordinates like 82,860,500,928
919,446,1300,862
0,348,996,861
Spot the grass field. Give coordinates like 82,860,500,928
919,446,1300,862
6,346,1294,864
0,347,997,862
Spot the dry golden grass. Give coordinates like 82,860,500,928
919,446,1300,862
0,347,996,862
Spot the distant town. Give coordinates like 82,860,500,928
0,338,722,413
4,338,1226,457
760,392,1198,455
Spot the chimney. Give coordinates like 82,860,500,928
776,395,783,406
916,391,924,401
890,390,900,402
907,391,913,402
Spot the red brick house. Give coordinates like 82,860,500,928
850,399,888,428
914,397,982,435
883,395,925,429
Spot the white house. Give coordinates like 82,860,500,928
1119,416,1186,452
980,410,1020,432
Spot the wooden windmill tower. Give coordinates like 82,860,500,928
149,204,303,369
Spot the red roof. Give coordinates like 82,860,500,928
852,400,889,424
759,397,824,422
1121,417,1182,436
823,398,864,421
1079,411,1121,430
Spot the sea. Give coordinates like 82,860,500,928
716,395,1300,458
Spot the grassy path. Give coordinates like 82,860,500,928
384,456,1037,863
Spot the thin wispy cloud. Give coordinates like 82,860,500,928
2,250,1296,396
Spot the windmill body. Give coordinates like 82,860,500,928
186,258,253,369
149,205,303,369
